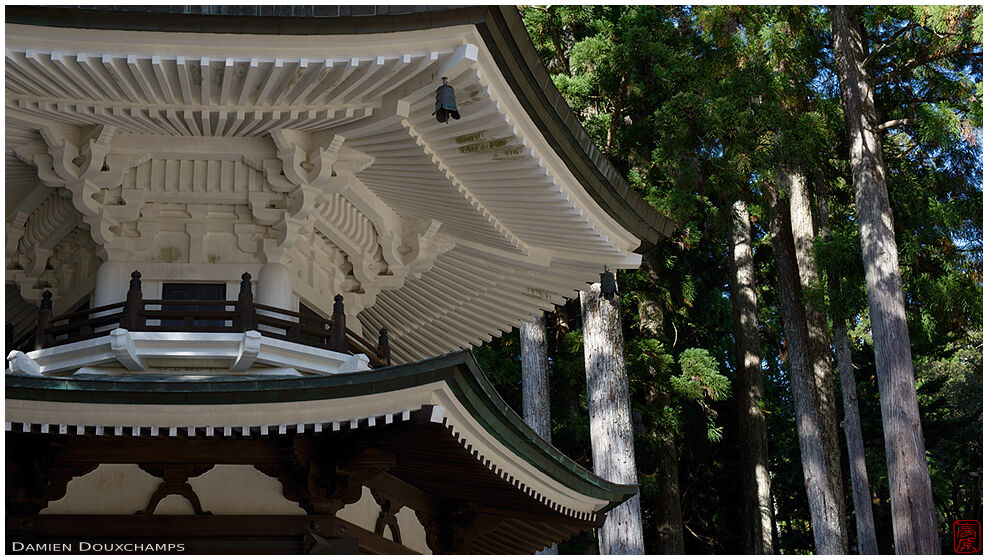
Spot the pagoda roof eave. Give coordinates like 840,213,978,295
6,349,636,519
5,4,676,251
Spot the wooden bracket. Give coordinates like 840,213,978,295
370,488,403,544
257,434,395,516
6,437,97,515
136,463,214,515
415,499,501,554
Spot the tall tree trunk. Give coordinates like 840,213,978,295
580,281,644,554
520,313,558,555
817,184,879,555
768,180,846,554
831,7,940,554
727,198,775,554
521,314,553,442
638,253,685,555
785,169,847,552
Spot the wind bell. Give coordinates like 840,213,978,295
600,268,617,300
433,77,460,123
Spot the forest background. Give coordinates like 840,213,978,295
473,5,983,554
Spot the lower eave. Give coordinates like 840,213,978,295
6,349,636,520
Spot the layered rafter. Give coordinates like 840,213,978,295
6,19,653,361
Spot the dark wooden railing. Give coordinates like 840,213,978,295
29,271,391,368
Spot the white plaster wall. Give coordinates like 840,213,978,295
154,494,197,515
337,486,381,533
336,486,430,554
396,504,431,554
38,464,429,552
41,464,161,514
188,465,306,515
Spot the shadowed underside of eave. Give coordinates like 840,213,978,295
5,349,637,552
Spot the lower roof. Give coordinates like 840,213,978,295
6,349,636,526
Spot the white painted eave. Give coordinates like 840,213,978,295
5,329,369,376
6,21,647,362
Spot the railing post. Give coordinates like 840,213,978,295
235,272,257,331
377,327,391,366
330,294,346,353
120,271,144,331
34,290,53,351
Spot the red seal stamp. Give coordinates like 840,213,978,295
953,520,981,554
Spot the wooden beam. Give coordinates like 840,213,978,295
365,471,438,517
478,504,600,528
10,514,335,537
337,516,418,555
52,436,285,464
7,514,418,555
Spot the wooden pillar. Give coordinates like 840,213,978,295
580,279,644,555
256,262,293,335
256,262,293,310
92,260,130,308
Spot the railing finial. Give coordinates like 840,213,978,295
236,272,256,331
34,290,54,350
377,327,391,366
330,294,346,353
121,270,145,331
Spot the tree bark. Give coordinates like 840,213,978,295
768,180,846,554
817,184,879,555
831,6,940,554
520,313,558,555
638,253,685,555
580,281,644,555
521,314,553,442
727,198,775,554
785,168,847,552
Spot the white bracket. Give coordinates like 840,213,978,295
110,328,146,371
231,330,262,372
7,351,42,376
338,352,370,373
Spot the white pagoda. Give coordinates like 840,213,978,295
5,6,672,554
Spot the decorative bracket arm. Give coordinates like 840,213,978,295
371,488,404,544
231,330,262,371
258,436,395,517
136,464,215,515
7,351,42,376
110,328,145,372
415,500,498,554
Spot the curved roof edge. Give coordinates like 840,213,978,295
6,5,676,252
6,349,636,513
